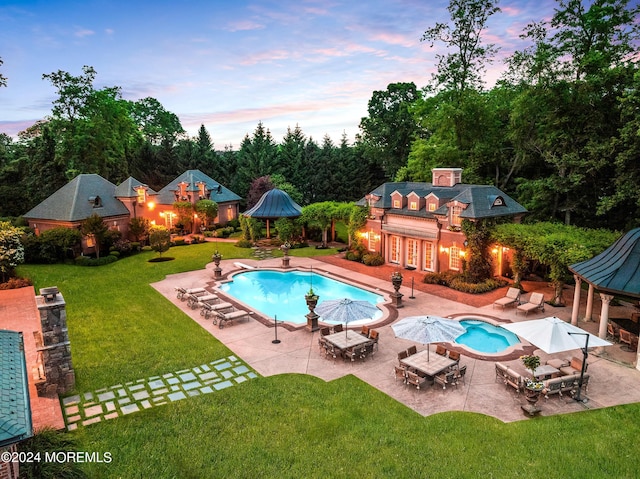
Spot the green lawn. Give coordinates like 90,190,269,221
17,243,640,478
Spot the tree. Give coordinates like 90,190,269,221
246,176,274,210
0,57,6,87
0,221,24,282
149,225,171,257
80,214,109,259
234,122,280,198
172,201,194,233
195,199,218,229
129,217,150,243
129,97,185,145
359,82,424,178
421,0,501,97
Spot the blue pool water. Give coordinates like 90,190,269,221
219,270,384,324
455,319,520,353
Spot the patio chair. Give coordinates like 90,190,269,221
397,350,408,365
493,287,521,309
454,365,467,385
333,324,343,333
435,344,447,356
323,343,339,360
607,322,619,342
406,370,428,390
394,365,407,384
344,344,367,362
515,292,545,316
448,350,461,362
361,325,370,337
434,370,457,390
369,330,379,350
619,329,635,351
320,327,331,337
407,345,417,356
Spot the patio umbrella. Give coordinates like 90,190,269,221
502,316,612,401
392,315,467,360
315,298,379,338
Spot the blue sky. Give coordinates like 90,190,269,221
0,0,558,148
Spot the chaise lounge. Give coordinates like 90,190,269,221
214,309,253,329
516,292,545,316
493,287,521,309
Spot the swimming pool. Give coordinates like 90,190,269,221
454,319,520,353
218,270,384,324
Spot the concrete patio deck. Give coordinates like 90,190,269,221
152,254,640,423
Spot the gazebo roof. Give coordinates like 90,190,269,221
569,228,640,299
244,189,302,218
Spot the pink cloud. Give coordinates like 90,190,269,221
226,20,265,32
369,31,416,48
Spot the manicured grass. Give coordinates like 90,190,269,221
17,243,640,478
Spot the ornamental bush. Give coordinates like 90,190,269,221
363,253,385,266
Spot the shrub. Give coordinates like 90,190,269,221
110,238,132,256
235,239,253,248
423,271,507,293
363,253,384,266
74,255,118,266
422,271,458,286
172,239,188,246
109,250,120,258
0,277,33,290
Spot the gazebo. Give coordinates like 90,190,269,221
569,227,640,369
243,189,302,239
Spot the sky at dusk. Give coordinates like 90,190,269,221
0,0,559,148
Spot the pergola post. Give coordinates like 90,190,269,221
585,283,595,321
571,275,582,326
598,293,614,339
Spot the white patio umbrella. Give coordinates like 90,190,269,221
392,315,467,360
502,316,612,401
315,298,379,338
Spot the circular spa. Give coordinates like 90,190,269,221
454,318,521,354
218,269,384,325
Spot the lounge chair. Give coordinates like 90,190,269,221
516,292,545,316
188,293,218,309
214,309,252,329
200,301,233,319
493,287,521,309
175,286,205,301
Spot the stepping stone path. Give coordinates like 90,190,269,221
62,356,256,431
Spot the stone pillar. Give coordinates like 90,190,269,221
571,275,582,326
36,287,75,395
598,293,614,340
585,283,595,321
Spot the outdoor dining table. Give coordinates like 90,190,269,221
532,364,559,380
400,349,457,377
323,330,371,351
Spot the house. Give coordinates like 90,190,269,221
356,168,527,275
23,170,241,255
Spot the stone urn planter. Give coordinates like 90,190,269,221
305,291,319,332
212,252,222,279
390,272,404,308
280,242,291,268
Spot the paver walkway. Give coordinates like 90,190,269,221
62,356,256,431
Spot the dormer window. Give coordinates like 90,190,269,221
198,182,207,198
393,199,401,208
136,187,146,204
89,196,102,208
428,203,436,212
409,201,418,211
489,195,505,207
451,205,462,226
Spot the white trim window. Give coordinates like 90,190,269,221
450,245,461,270
423,241,434,271
390,236,401,264
407,239,418,267
367,230,377,251
451,205,462,226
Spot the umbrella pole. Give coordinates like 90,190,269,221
569,332,589,402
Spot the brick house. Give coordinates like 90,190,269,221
23,170,241,255
356,168,527,275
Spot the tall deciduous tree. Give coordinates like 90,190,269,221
421,0,500,97
80,213,109,259
0,221,24,282
359,82,423,179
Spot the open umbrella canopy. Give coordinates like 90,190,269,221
502,316,612,354
392,315,466,345
315,298,379,324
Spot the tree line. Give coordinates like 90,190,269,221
1,0,639,233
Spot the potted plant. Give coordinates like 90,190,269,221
521,355,543,401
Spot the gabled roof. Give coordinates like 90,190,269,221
114,176,156,198
154,170,241,205
570,228,640,299
244,189,302,218
358,181,526,220
23,174,130,221
0,331,32,448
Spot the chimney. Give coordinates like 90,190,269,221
432,168,463,187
